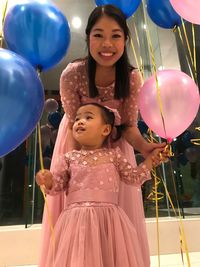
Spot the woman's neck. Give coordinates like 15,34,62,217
95,64,115,87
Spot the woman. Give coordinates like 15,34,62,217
39,4,165,266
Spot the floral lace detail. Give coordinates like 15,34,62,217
46,147,151,196
60,60,142,128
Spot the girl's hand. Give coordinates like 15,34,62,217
36,169,53,190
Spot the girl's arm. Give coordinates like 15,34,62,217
36,154,70,195
115,147,164,186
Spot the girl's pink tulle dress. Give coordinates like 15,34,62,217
45,147,150,267
39,60,150,266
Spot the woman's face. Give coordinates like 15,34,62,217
89,15,125,68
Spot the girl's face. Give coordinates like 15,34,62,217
73,105,111,150
89,15,125,68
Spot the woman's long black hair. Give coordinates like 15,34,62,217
85,4,134,100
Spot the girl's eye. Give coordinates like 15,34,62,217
75,117,79,122
86,116,93,120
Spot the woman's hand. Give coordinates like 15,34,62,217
144,146,170,170
140,142,167,159
36,169,53,190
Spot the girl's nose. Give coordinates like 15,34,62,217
77,119,84,125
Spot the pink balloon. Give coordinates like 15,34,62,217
170,0,200,25
138,70,199,141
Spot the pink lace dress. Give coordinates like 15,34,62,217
39,60,150,266
45,147,150,267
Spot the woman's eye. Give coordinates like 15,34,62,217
113,34,122,38
93,34,102,38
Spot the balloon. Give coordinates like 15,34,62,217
48,111,62,129
185,147,199,163
177,153,188,166
146,0,182,29
181,131,194,148
138,70,200,141
43,157,52,169
170,0,200,25
44,98,59,113
0,48,44,157
50,129,58,145
40,125,51,153
138,120,148,135
95,0,141,18
3,0,70,71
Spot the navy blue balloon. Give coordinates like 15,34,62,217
181,131,194,148
48,111,62,129
3,0,70,71
95,0,141,18
138,120,148,135
147,0,182,29
0,48,44,157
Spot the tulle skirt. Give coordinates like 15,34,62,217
39,115,150,267
45,202,145,267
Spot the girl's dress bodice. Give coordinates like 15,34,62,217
47,147,150,206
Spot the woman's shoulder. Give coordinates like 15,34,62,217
129,68,143,89
61,58,87,78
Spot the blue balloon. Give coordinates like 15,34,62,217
0,48,44,157
95,0,141,18
138,120,148,135
181,131,194,148
48,111,62,129
3,0,70,71
147,0,182,29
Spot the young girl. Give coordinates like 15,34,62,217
40,4,166,266
36,103,168,267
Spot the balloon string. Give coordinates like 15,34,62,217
37,122,55,264
176,26,195,81
141,0,168,143
0,0,8,47
130,37,140,74
133,22,144,77
160,165,191,267
181,19,194,68
191,24,197,81
168,161,191,266
130,20,144,78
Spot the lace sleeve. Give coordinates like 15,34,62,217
60,63,81,128
121,70,143,127
115,147,151,186
46,154,70,195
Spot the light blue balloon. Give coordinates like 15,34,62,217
95,0,141,18
3,0,70,71
147,0,182,29
0,48,44,157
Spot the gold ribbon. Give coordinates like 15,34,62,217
191,127,200,145
37,68,55,263
0,0,8,47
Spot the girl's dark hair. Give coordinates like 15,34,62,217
80,102,125,141
85,4,134,99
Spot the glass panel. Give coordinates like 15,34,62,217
0,0,199,227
